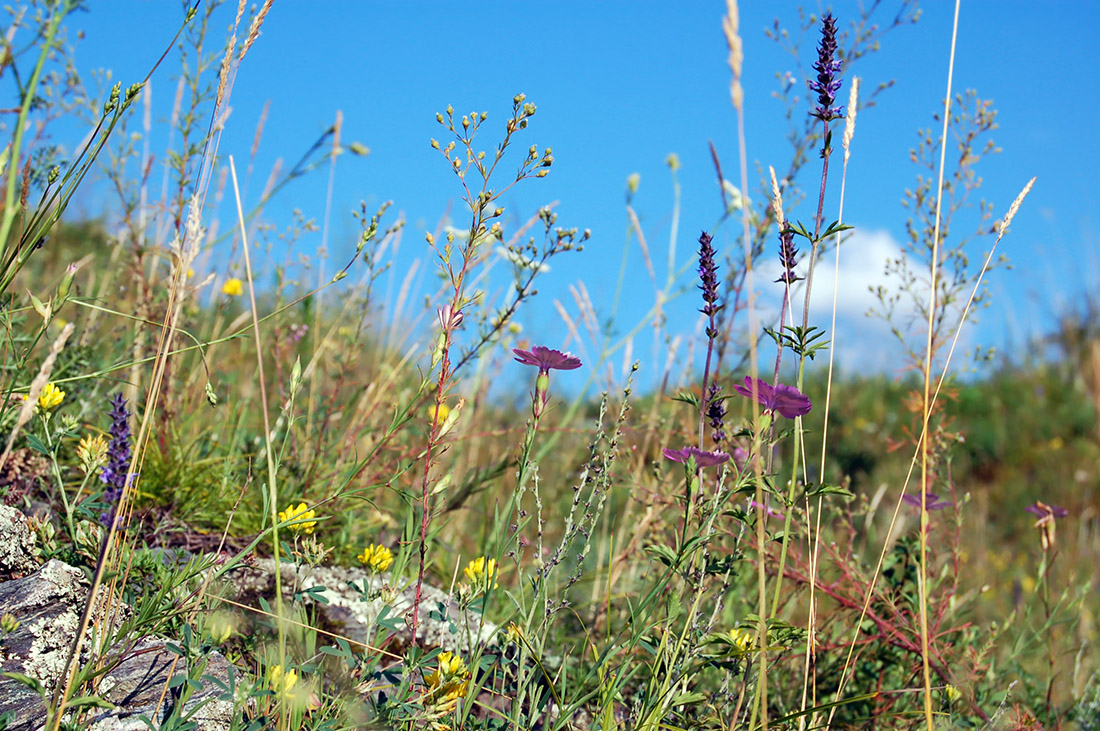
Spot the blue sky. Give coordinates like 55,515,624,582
57,1,1100,384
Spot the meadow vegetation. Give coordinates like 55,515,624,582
0,1,1096,730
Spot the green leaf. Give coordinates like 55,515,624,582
2,672,45,696
66,694,115,710
805,483,854,499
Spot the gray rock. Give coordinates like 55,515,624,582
0,560,235,730
0,504,37,580
232,559,498,655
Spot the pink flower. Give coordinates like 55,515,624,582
512,346,582,374
734,376,812,418
663,446,730,468
513,345,581,420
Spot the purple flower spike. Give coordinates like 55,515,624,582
902,492,954,511
734,376,812,419
809,13,843,123
1025,501,1069,519
697,231,721,327
100,393,133,528
663,446,730,469
513,346,582,374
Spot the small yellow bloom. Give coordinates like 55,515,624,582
38,382,65,412
463,556,498,590
76,434,109,475
505,622,525,645
222,277,243,296
206,613,235,644
1,613,19,633
268,664,298,701
943,684,961,705
426,651,469,703
357,543,394,573
278,502,316,534
428,402,451,427
729,627,754,654
186,267,195,279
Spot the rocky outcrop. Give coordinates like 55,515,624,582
0,514,234,730
0,504,37,580
231,558,498,655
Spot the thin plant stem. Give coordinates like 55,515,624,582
917,5,961,729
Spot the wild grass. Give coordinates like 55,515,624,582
0,1,1096,730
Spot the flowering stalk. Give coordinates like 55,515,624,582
411,95,552,646
695,230,722,449
100,393,133,530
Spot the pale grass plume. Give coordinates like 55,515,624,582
240,0,274,60
843,77,860,163
769,165,786,230
723,0,744,110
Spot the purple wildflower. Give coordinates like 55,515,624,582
100,393,132,528
706,383,726,445
776,226,801,285
902,492,954,511
663,446,730,469
697,231,721,330
1025,501,1069,519
513,345,582,420
808,13,843,123
1026,501,1069,550
512,346,582,373
734,376,812,419
751,500,784,520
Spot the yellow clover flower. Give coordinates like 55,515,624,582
278,502,316,534
206,613,235,644
505,622,525,645
463,556,498,590
357,543,394,573
729,627,754,654
268,664,298,701
222,277,244,296
76,434,109,475
38,382,65,412
426,651,469,703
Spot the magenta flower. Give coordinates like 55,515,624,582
750,500,784,520
733,376,812,418
663,446,730,468
514,345,581,420
902,492,954,511
1025,502,1068,519
513,346,582,373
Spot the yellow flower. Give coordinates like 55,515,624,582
943,684,962,705
428,402,451,427
463,556,498,590
505,622,525,645
38,382,65,412
186,267,195,279
278,502,316,534
222,277,243,296
357,543,394,573
76,434,109,475
268,664,298,701
206,613,235,644
426,651,469,703
729,627,754,654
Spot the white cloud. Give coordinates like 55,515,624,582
760,227,909,321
